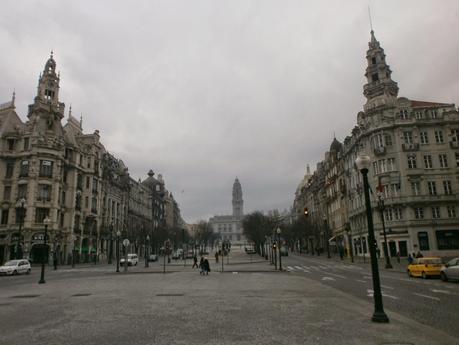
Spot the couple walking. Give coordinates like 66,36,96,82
199,256,210,275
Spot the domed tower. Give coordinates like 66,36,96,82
232,177,243,218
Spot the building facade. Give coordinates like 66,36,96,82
209,177,245,244
0,54,182,264
294,31,459,258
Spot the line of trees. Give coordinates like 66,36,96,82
242,211,324,256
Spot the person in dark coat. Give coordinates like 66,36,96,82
192,255,198,268
199,256,205,275
203,257,210,275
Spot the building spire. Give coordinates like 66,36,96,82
232,177,243,218
363,30,399,109
12,90,15,106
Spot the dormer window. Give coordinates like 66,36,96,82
399,109,409,120
7,138,15,151
371,57,377,65
371,73,379,82
44,89,54,100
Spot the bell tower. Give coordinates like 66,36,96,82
363,31,399,110
232,177,243,218
28,52,65,134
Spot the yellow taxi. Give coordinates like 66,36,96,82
407,257,443,279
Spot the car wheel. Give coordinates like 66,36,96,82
26,269,31,275
422,271,427,279
12,270,18,276
135,262,137,266
440,272,448,282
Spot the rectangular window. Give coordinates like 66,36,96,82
407,155,417,169
456,152,459,167
372,161,378,174
400,109,409,119
423,155,433,169
86,176,90,189
85,197,89,208
39,160,53,177
420,131,429,144
447,206,456,218
403,131,413,144
35,208,49,223
415,111,423,119
443,180,452,195
411,181,420,196
436,230,459,250
385,134,392,146
430,109,438,119
23,137,29,150
384,209,393,221
19,160,29,177
393,208,403,220
3,186,11,201
1,209,9,224
434,130,444,143
414,207,424,219
432,206,440,219
5,161,14,178
17,184,27,199
38,184,52,201
427,181,437,196
418,232,430,250
7,138,15,151
452,129,459,142
439,154,448,168
387,158,395,171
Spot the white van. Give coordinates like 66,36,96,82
120,253,138,266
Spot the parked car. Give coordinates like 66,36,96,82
441,257,459,282
148,254,158,262
120,254,138,266
407,257,442,279
0,259,31,276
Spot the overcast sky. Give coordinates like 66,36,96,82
1,1,458,223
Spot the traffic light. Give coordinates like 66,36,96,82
303,207,309,218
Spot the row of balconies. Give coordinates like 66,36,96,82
373,141,458,156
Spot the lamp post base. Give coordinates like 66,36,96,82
371,311,389,323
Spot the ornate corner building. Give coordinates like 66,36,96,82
0,54,183,264
294,31,459,258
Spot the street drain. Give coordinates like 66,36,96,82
10,294,40,299
71,293,92,297
156,293,184,297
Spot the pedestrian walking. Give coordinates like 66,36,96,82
215,251,219,263
203,257,210,275
192,254,198,268
199,256,205,275
407,253,414,264
396,251,401,264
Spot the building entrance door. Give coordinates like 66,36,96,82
398,241,408,257
0,245,4,265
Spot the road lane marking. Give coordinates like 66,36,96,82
381,285,394,290
320,271,346,279
355,279,366,283
321,277,335,281
414,293,440,301
366,289,398,300
286,266,294,271
431,289,451,295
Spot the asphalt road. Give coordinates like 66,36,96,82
282,253,459,339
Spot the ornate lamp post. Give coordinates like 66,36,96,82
355,154,389,323
108,223,113,265
276,227,282,271
39,216,51,284
376,192,393,269
345,223,354,263
323,217,331,258
116,230,121,273
145,235,150,268
15,198,26,259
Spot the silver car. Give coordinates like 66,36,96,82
441,257,459,282
0,259,32,276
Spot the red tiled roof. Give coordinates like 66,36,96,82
410,100,452,108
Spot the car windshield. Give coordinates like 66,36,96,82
4,260,19,266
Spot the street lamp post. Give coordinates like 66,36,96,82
39,217,50,284
376,192,393,269
145,235,150,268
346,224,354,263
108,223,113,265
116,230,121,273
355,154,389,323
276,227,282,271
16,198,26,259
323,218,331,259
